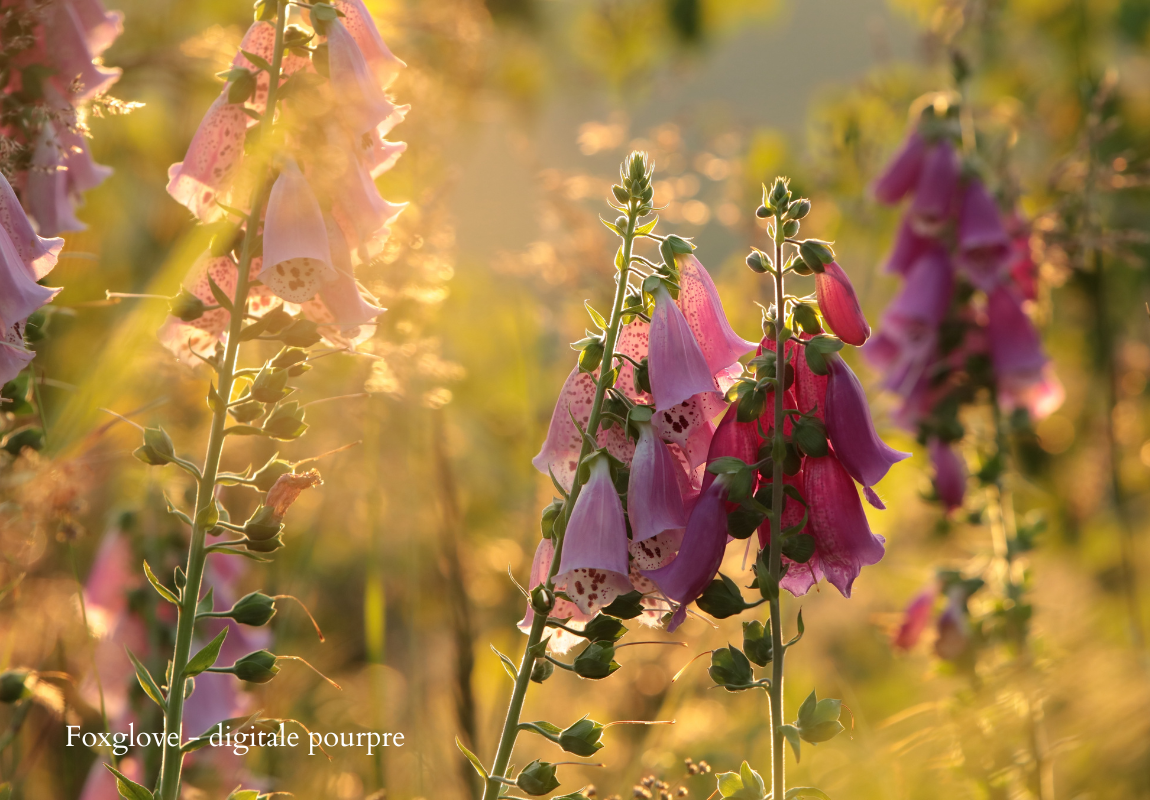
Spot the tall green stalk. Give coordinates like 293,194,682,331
480,191,641,800
155,6,287,797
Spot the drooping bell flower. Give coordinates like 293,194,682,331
264,469,323,524
317,215,385,330
166,91,248,222
793,334,827,419
648,284,716,411
71,0,124,57
0,226,60,331
325,19,403,138
0,326,36,385
0,173,62,280
25,124,85,236
1006,211,1038,301
757,470,824,597
910,138,959,236
642,475,731,631
334,0,407,88
885,216,932,276
956,179,1010,290
628,421,688,543
44,1,122,102
803,452,886,597
57,119,113,198
365,136,407,179
234,21,310,117
892,587,935,650
874,130,927,204
259,159,336,303
824,355,910,497
814,261,870,346
702,397,762,491
674,253,756,381
554,455,632,615
986,286,1064,419
518,538,592,654
331,146,407,250
929,438,966,513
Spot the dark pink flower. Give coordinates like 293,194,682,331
675,253,756,381
793,335,827,419
814,261,870,346
166,91,248,222
929,438,966,513
757,470,824,597
642,476,731,631
956,179,1010,290
910,139,959,236
804,452,885,597
555,455,632,615
1006,212,1038,301
326,19,403,138
0,172,62,281
892,587,935,650
986,286,1064,419
259,159,336,302
874,130,927,204
885,216,932,276
648,284,716,411
628,421,688,543
933,593,970,661
824,355,909,492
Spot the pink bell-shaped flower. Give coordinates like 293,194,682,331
317,215,385,329
330,145,407,249
334,0,407,88
0,324,36,385
874,130,927,204
532,367,598,491
642,475,732,631
892,586,936,650
44,1,122,102
166,91,248,222
929,437,966,512
518,538,593,654
25,124,85,236
628,420,688,544
885,216,932,276
934,592,970,661
648,284,716,411
555,455,632,615
56,117,113,197
259,159,336,303
986,285,1063,419
0,226,60,331
326,19,403,138
71,0,124,56
814,261,870,346
910,138,959,236
956,178,1010,290
365,135,407,179
804,451,886,597
0,172,62,280
793,335,827,419
674,253,756,378
824,354,910,493
703,397,763,490
757,469,825,597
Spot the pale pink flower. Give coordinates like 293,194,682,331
627,421,688,544
166,91,248,222
648,284,716,411
258,159,336,302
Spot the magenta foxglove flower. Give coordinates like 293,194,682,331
0,172,62,280
703,396,763,490
986,285,1064,419
814,261,870,346
0,225,60,333
533,368,600,491
892,587,935,650
929,438,966,513
793,336,826,419
934,593,970,661
25,124,86,236
757,471,824,597
44,1,122,102
956,179,1010,290
334,0,407,89
71,0,124,57
648,284,716,411
675,253,756,379
317,215,385,330
824,355,909,493
518,538,593,654
326,19,403,138
166,91,248,222
642,476,731,631
0,325,35,385
874,130,927,204
628,421,688,543
910,138,959,236
885,216,932,276
259,159,336,303
555,455,632,615
804,452,885,597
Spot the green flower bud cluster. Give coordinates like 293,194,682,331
611,150,655,216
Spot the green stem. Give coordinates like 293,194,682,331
155,7,288,798
481,204,640,800
767,216,787,800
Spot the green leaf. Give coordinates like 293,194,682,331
716,771,744,797
226,790,260,800
784,789,832,800
185,628,228,678
103,764,154,800
785,609,805,648
206,274,235,313
634,215,659,235
0,783,10,800
584,301,608,330
224,425,269,437
579,615,627,643
195,502,220,530
707,456,751,475
239,49,271,71
600,217,622,236
143,560,179,605
519,720,563,739
804,345,828,376
455,736,489,779
742,620,773,667
126,649,165,709
697,573,758,619
781,533,816,563
797,690,818,728
600,590,644,619
490,645,518,681
715,761,767,799
779,723,802,762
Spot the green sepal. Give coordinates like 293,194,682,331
708,645,755,691
185,628,228,678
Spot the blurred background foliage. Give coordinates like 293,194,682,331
1,0,1149,798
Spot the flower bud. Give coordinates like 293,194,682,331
782,219,800,238
611,184,629,204
558,718,605,756
742,620,773,666
228,591,278,626
633,357,652,395
229,400,265,423
0,670,29,703
270,347,309,370
251,456,293,492
755,205,770,219
578,338,605,372
517,760,560,796
745,250,768,274
768,177,791,206
530,584,554,616
169,290,206,322
791,302,822,334
573,641,619,679
134,426,176,466
787,198,811,220
540,499,563,539
244,532,284,553
262,402,308,440
232,650,280,683
798,240,833,274
251,365,290,403
243,505,283,541
530,659,554,683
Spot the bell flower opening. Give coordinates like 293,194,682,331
259,160,336,303
648,284,717,412
824,355,910,492
628,421,689,544
814,261,871,346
